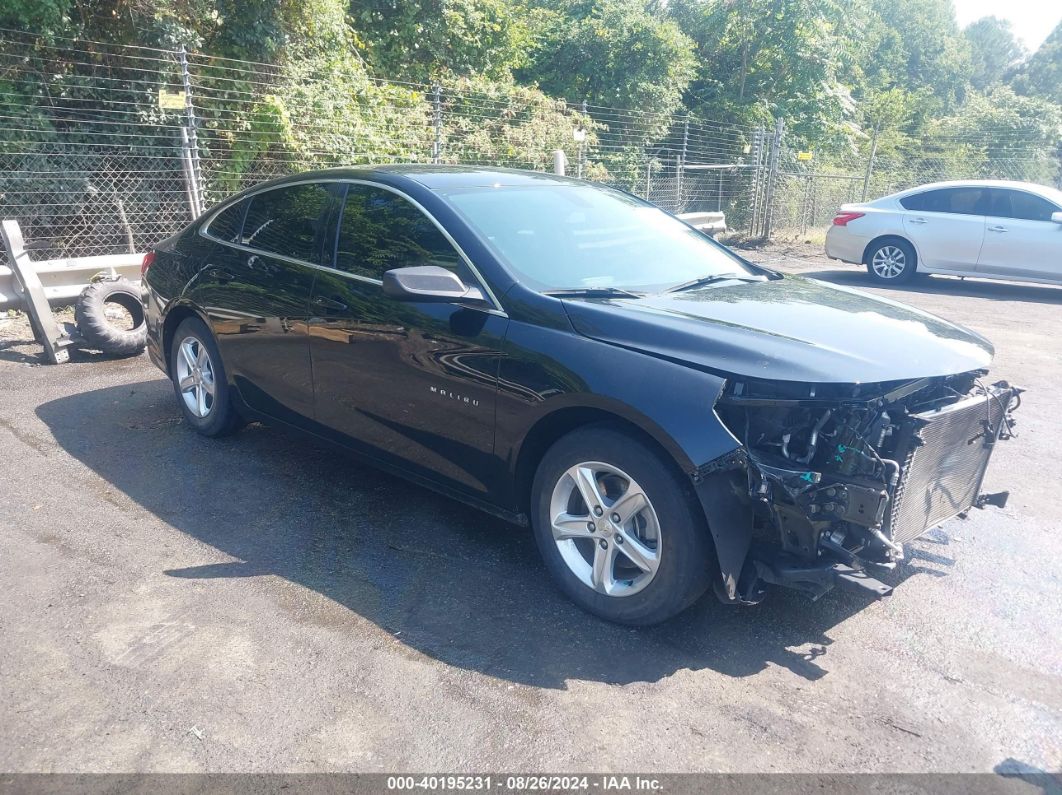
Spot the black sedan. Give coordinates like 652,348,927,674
142,166,1019,625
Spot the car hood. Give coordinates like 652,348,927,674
561,275,994,383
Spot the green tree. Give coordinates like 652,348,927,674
860,0,972,112
350,0,535,82
670,0,854,147
1011,21,1062,105
919,86,1062,184
964,16,1024,91
521,0,696,120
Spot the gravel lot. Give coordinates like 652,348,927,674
1,244,1059,775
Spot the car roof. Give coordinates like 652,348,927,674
885,179,1062,203
262,164,587,191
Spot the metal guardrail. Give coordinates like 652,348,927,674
677,211,726,236
0,252,142,309
1,218,143,364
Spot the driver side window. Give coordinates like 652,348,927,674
334,184,471,283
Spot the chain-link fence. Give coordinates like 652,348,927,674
2,29,1060,263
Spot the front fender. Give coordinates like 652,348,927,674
497,319,740,476
495,318,752,595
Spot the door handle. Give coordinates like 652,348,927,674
988,225,1008,233
909,217,927,225
313,295,348,311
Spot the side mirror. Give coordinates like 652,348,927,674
1052,211,1062,225
382,265,485,304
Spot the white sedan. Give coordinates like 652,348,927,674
825,179,1062,285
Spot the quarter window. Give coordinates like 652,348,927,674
900,188,987,215
207,199,247,243
334,185,466,281
241,183,334,263
987,189,1059,222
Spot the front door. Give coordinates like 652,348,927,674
900,186,987,271
977,188,1062,282
309,182,509,498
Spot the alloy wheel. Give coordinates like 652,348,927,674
548,461,661,597
871,245,907,279
175,336,216,418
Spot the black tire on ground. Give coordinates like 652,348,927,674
74,278,147,357
530,424,714,625
865,238,918,284
169,316,242,437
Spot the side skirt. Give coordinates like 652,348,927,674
231,392,530,528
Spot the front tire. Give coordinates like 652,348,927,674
169,317,241,437
865,239,917,283
530,425,713,625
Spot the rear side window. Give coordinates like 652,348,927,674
987,189,1059,222
241,183,334,263
334,184,466,281
900,188,987,215
206,199,247,242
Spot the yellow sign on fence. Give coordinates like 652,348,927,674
797,151,814,161
158,89,186,110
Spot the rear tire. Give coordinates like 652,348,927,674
169,317,242,437
530,425,713,625
865,239,917,283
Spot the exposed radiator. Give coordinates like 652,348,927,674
884,385,1015,545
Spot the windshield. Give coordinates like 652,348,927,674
440,183,758,293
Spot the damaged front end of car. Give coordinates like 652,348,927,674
695,373,1022,604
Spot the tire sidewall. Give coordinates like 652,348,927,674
169,317,236,436
866,239,917,283
74,278,147,357
531,425,712,625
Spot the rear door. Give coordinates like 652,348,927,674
977,188,1062,281
900,187,988,271
198,181,337,423
308,182,509,498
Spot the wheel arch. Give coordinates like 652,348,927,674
862,233,920,271
160,302,212,376
511,399,703,517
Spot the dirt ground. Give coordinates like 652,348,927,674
0,244,1059,776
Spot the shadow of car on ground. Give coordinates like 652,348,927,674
38,379,949,690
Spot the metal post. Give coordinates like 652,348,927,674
578,100,588,180
553,150,566,176
800,176,811,235
432,84,442,164
179,127,198,218
749,127,765,236
644,156,652,200
862,123,880,201
179,45,205,217
677,115,689,211
762,118,784,241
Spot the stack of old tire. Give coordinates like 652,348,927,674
74,278,147,357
